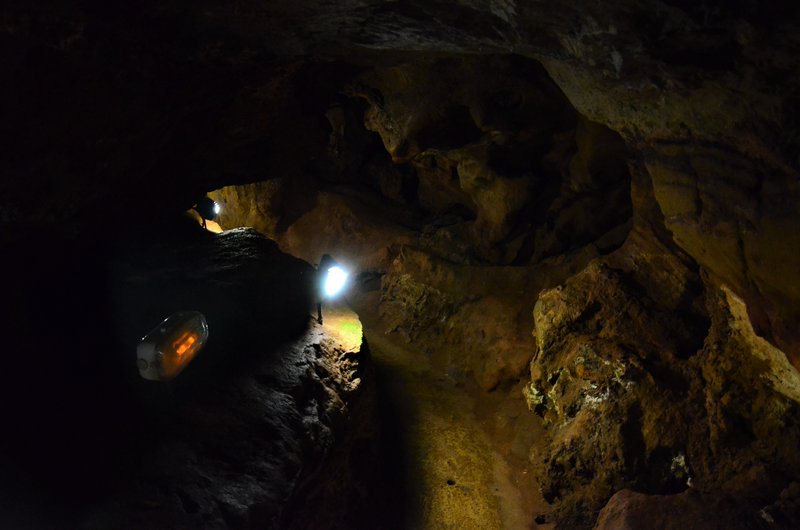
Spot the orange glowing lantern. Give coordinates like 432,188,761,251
137,311,209,381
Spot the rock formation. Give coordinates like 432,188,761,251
4,1,800,528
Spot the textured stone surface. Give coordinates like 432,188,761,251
206,53,635,393
4,1,800,528
0,217,382,529
82,314,371,530
526,254,705,525
352,55,631,264
377,245,601,392
646,145,800,366
4,1,799,360
593,489,770,530
525,237,800,527
106,224,316,361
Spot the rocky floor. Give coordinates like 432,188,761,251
352,294,551,529
0,219,388,530
80,311,369,530
6,2,800,525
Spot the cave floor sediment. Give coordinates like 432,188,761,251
352,299,550,529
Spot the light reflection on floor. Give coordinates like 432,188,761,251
186,210,223,233
319,304,363,352
350,292,552,529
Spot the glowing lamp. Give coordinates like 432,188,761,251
194,196,220,230
137,311,209,381
316,254,349,324
324,265,348,297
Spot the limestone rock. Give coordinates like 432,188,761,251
210,180,287,239
5,0,800,358
5,2,800,528
527,258,706,526
593,489,770,530
526,240,800,527
379,245,595,391
647,144,800,367
278,190,417,273
106,224,316,361
353,55,632,264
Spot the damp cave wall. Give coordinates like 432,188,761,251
3,1,800,528
4,0,799,361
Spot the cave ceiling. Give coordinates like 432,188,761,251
4,1,800,359
4,2,800,528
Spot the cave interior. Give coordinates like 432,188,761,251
3,1,800,529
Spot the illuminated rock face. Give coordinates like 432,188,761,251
4,1,800,528
593,488,772,530
528,253,800,526
203,56,800,524
5,1,799,361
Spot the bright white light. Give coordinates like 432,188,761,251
324,266,348,297
213,202,221,215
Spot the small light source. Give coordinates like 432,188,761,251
193,196,220,230
316,255,349,324
137,311,209,381
324,265,348,297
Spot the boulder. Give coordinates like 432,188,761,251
525,234,800,527
593,489,769,530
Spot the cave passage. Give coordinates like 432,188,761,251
351,293,551,529
199,188,550,525
5,2,800,528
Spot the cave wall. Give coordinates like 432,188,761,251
528,1,800,362
210,54,634,392
208,59,800,524
527,221,800,527
4,1,800,528
5,0,798,361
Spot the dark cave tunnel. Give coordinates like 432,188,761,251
3,1,800,529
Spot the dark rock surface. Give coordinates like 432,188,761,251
4,1,800,528
105,223,315,369
81,315,373,530
593,488,772,530
4,0,799,362
517,166,800,527
207,71,800,528
0,218,382,529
